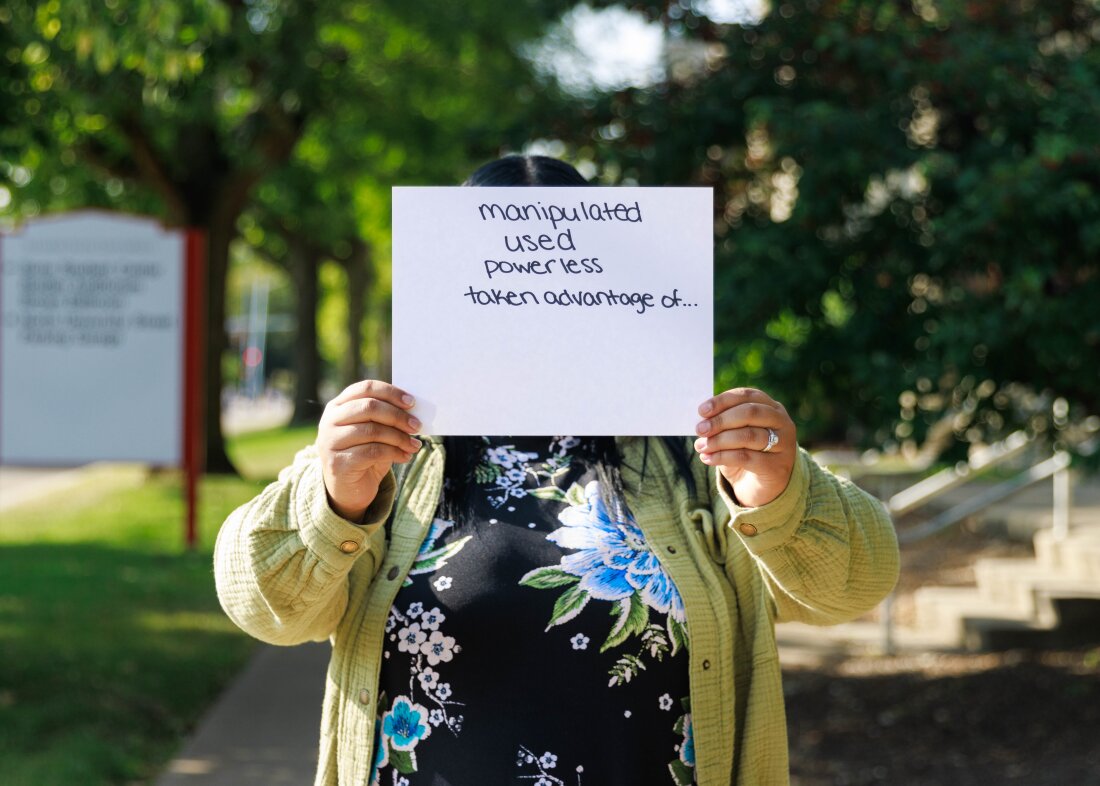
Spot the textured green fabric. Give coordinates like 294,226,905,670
214,437,899,785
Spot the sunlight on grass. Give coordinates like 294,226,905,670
137,609,240,634
227,424,316,482
0,425,322,784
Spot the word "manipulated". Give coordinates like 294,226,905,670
478,200,643,231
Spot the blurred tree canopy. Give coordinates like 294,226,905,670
549,0,1099,462
4,0,1097,470
1,0,570,472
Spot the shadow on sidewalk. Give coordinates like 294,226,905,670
157,642,329,785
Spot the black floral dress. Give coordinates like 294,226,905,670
369,437,696,786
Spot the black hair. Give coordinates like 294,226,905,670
462,154,590,187
440,154,696,526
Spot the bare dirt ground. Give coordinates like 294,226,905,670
785,647,1100,786
785,523,1100,785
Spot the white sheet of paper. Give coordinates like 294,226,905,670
392,186,713,435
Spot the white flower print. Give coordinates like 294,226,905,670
555,436,581,451
396,623,426,654
420,606,445,631
421,632,456,666
433,576,453,592
394,776,409,786
417,667,439,691
516,745,582,786
376,605,466,785
659,693,674,711
385,613,397,633
570,633,589,651
485,445,538,469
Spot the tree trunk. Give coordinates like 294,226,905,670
290,237,323,425
341,238,371,388
201,210,239,474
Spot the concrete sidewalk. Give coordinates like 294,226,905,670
156,642,331,785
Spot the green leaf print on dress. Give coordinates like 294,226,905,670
473,436,579,508
668,697,695,786
519,479,690,683
404,518,472,587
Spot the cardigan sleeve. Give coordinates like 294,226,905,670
716,447,900,625
213,445,397,645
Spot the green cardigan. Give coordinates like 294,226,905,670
214,437,898,785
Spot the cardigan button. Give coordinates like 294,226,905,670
386,565,400,581
702,659,711,670
338,540,360,554
666,545,677,554
359,689,371,706
739,523,759,537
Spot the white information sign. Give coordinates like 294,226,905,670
0,212,184,464
392,186,713,435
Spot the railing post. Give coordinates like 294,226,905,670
880,591,896,656
1052,455,1072,541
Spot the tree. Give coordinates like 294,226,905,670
4,0,576,471
551,0,1100,461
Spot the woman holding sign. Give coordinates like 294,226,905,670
214,156,899,786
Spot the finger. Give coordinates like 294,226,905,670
697,447,772,470
698,387,782,418
694,426,779,455
328,423,422,453
331,379,415,409
330,397,420,433
330,442,415,468
696,402,788,437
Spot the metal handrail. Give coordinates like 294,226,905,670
896,452,1070,545
887,431,1030,518
875,431,1074,654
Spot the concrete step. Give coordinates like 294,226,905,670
973,557,1054,614
775,619,956,662
1033,527,1100,580
912,586,1043,650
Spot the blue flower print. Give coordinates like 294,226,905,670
405,518,471,587
382,695,432,751
368,718,389,786
679,713,694,767
520,480,690,671
549,481,686,623
669,702,695,785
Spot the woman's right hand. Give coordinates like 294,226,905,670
316,380,422,523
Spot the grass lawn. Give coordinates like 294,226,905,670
0,425,317,785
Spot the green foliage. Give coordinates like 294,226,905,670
556,0,1100,462
1,0,577,468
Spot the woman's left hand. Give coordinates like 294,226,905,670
694,387,798,508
